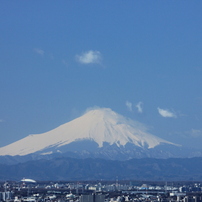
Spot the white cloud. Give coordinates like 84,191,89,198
34,48,44,56
76,50,102,64
84,106,101,113
157,107,177,118
188,129,202,138
136,102,143,113
62,60,68,66
126,101,133,112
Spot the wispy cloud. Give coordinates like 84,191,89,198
76,50,102,64
0,119,4,123
34,48,45,56
62,59,68,67
188,129,202,138
126,101,133,112
136,102,143,113
157,107,177,118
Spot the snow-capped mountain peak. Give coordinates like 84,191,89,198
0,108,178,157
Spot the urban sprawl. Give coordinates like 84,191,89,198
1,180,202,202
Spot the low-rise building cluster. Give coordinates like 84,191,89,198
1,180,202,202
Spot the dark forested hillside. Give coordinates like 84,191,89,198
1,157,202,181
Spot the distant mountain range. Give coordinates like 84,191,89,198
1,108,202,181
1,156,202,181
0,108,191,160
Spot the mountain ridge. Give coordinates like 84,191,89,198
1,156,202,181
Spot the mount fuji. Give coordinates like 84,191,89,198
0,108,182,160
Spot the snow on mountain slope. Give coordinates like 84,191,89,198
0,108,178,156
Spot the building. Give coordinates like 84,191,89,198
80,194,105,202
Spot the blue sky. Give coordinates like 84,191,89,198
1,1,202,149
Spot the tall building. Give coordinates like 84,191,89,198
80,194,105,202
0,191,13,201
